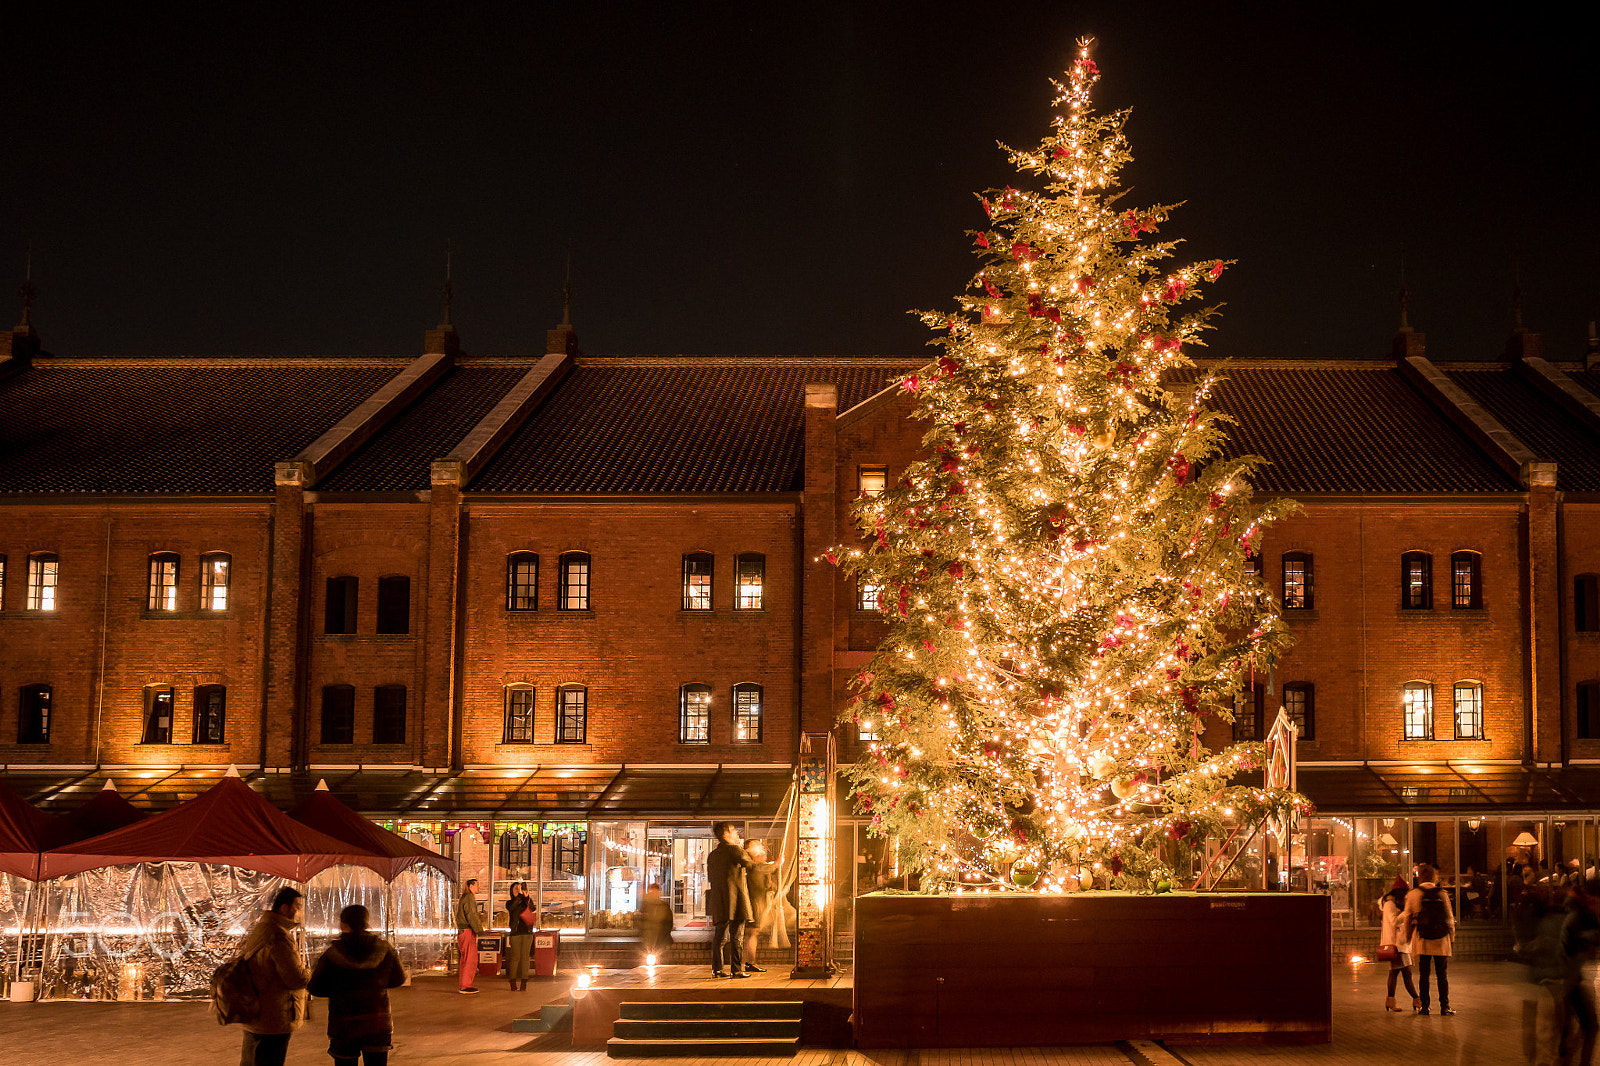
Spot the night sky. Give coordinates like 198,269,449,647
4,4,1595,362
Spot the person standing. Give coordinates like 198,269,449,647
506,881,534,991
237,886,311,1066
307,904,407,1066
705,821,754,978
1563,887,1600,1066
1378,876,1420,1012
1403,863,1456,1015
639,883,674,961
455,878,485,995
743,839,780,970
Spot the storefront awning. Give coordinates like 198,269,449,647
1298,765,1594,814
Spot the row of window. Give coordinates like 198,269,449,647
505,552,767,613
1275,551,1485,611
319,684,409,744
12,684,227,746
0,554,60,610
325,576,412,634
498,684,766,745
1401,681,1486,741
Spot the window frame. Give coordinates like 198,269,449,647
1281,551,1314,610
733,682,763,743
321,684,356,745
734,553,765,610
558,552,591,611
506,552,539,611
147,552,180,612
1580,681,1600,741
552,830,584,876
142,685,175,745
1400,551,1432,610
325,575,359,634
504,686,535,744
193,684,226,745
1453,681,1484,741
373,684,407,744
376,575,411,635
18,684,51,745
1578,575,1600,633
1283,682,1315,742
857,718,881,742
857,579,883,612
1451,550,1482,610
555,686,587,743
858,466,888,498
1403,682,1434,741
680,683,712,743
199,552,231,612
27,552,58,611
1232,684,1265,741
682,552,714,611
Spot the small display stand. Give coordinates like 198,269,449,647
792,732,836,978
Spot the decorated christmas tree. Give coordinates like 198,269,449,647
833,39,1306,893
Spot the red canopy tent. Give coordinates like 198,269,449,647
289,781,455,882
39,771,380,882
0,780,68,880
57,780,146,843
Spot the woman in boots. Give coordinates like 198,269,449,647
1379,876,1421,1012
506,882,535,991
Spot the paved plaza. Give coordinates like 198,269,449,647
0,960,1549,1065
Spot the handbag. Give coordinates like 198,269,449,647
1375,944,1399,962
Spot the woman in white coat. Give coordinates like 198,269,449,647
1403,862,1457,1015
1379,876,1421,1012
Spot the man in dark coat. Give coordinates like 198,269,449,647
308,904,407,1066
705,821,756,977
237,886,311,1066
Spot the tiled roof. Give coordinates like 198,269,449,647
469,358,917,493
1175,363,1520,494
1567,368,1600,403
317,365,532,492
1446,366,1600,491
0,360,401,494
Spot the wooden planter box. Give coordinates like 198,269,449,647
854,891,1331,1047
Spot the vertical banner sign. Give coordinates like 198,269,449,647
793,732,836,977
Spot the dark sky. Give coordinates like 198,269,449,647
3,3,1595,361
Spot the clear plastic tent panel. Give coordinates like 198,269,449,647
390,865,453,974
303,864,387,960
3,872,37,977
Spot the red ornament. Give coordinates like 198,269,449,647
1167,820,1192,842
1209,262,1226,280
1208,492,1225,510
1169,453,1191,486
1163,279,1189,303
901,374,920,392
1076,275,1097,293
1110,852,1123,877
938,355,960,377
947,561,965,579
1044,305,1062,323
1011,241,1039,262
824,551,839,566
983,277,1002,299
974,233,990,249
1026,293,1045,317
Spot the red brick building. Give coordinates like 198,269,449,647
4,308,1600,935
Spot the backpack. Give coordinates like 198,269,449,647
1415,887,1451,941
211,953,260,1026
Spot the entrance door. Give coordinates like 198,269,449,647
647,824,730,928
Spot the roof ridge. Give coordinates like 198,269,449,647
42,357,414,368
570,356,923,367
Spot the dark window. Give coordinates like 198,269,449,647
374,684,407,744
200,552,231,611
1404,683,1433,740
147,553,180,611
18,684,50,744
552,830,585,876
1454,682,1484,740
499,829,532,869
680,684,711,743
1451,551,1482,609
142,686,174,744
321,684,355,744
377,576,410,634
1232,685,1265,741
26,552,58,611
683,552,713,611
1578,575,1600,633
857,580,883,612
733,683,763,742
1401,551,1432,609
559,553,590,611
507,553,538,611
193,685,226,744
859,466,887,498
735,553,765,610
1580,681,1600,740
325,576,358,633
504,688,535,743
556,687,587,743
1282,552,1313,609
1283,683,1315,741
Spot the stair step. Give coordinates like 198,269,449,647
613,1019,800,1040
606,1036,799,1058
510,1002,573,1033
620,1000,803,1021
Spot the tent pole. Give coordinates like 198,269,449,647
12,878,31,984
535,826,544,925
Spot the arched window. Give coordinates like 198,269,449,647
683,552,713,611
321,684,355,744
1403,682,1433,741
507,553,539,611
1453,681,1484,741
27,552,58,611
193,685,226,744
374,684,407,744
1283,682,1314,741
1577,575,1600,633
680,683,711,743
1400,551,1432,610
326,576,358,633
200,552,231,611
733,683,763,742
504,686,535,743
1281,552,1313,610
735,553,765,610
1451,551,1482,610
555,686,587,743
559,553,590,611
147,552,180,611
18,684,51,744
377,576,410,634
142,685,174,744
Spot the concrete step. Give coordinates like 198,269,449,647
510,1002,573,1033
613,1018,800,1040
606,1036,799,1058
620,1000,804,1020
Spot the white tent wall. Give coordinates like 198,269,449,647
3,872,35,982
388,865,452,974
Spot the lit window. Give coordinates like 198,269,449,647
374,684,407,744
1233,685,1264,741
27,553,58,611
507,553,538,611
1283,683,1314,741
1454,682,1483,741
142,686,174,744
556,687,587,743
19,684,51,744
504,687,535,743
321,684,355,744
552,830,584,876
733,683,763,742
193,685,226,744
683,553,713,611
377,576,410,634
859,466,887,498
680,684,711,743
200,553,231,611
499,829,533,870
147,553,180,611
735,553,765,610
1281,552,1313,610
559,553,590,611
326,576,358,633
1403,683,1433,741
858,718,880,742
858,580,883,612
1400,551,1432,610
1451,551,1481,610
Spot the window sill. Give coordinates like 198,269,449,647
141,610,236,621
494,742,593,753
1400,736,1490,743
1282,609,1318,621
319,633,417,641
678,608,717,615
852,610,886,620
5,610,61,617
505,609,597,621
189,742,232,749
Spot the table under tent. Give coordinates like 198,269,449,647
26,769,455,1001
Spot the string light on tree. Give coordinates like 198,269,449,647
829,39,1310,893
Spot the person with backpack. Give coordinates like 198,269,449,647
307,904,407,1066
1403,863,1457,1015
234,886,312,1066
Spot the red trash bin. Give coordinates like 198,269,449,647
533,929,560,977
476,935,503,977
